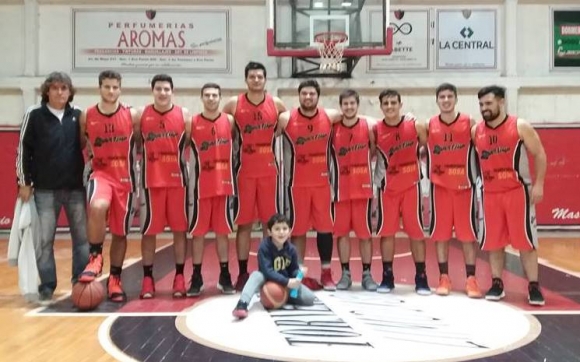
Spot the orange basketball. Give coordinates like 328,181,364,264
260,281,288,310
72,281,105,311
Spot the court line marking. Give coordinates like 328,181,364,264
23,238,580,317
522,310,580,315
249,251,413,261
98,316,140,362
504,248,580,279
24,243,173,317
38,311,191,318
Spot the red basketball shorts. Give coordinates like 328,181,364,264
234,175,279,225
287,185,333,236
376,184,424,240
140,187,188,235
429,184,477,242
87,176,134,236
480,186,538,251
189,195,234,236
333,198,373,239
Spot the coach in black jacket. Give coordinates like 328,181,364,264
16,71,89,302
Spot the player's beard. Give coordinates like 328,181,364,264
482,108,499,123
299,101,317,112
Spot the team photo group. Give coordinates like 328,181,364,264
15,60,547,318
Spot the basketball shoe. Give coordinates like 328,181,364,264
79,253,103,282
187,273,204,297
436,274,451,296
321,268,336,291
173,274,186,298
108,275,126,302
139,276,155,299
232,300,249,319
465,276,482,298
218,272,235,295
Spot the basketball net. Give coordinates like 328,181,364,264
314,32,348,72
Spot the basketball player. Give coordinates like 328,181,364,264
331,89,378,291
472,85,545,306
426,83,482,298
138,74,191,299
187,83,236,296
222,61,286,291
277,79,344,291
78,70,138,302
374,89,431,295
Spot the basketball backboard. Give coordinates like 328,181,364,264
267,0,393,58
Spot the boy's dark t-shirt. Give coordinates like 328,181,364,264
257,236,300,286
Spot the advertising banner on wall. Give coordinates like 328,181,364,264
1,127,579,230
367,9,430,71
533,126,580,226
436,9,497,69
552,10,580,68
73,9,231,73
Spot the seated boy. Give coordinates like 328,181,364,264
232,213,315,319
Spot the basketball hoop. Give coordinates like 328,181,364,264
313,32,348,72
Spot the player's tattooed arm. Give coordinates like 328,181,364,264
131,107,143,153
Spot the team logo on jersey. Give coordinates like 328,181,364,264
94,135,128,147
145,131,178,142
176,290,539,362
296,133,327,145
387,140,414,157
243,123,275,134
200,138,230,151
480,146,510,160
338,143,367,156
433,143,466,154
145,9,156,20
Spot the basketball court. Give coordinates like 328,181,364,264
2,0,580,361
2,233,580,361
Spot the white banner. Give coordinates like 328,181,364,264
436,9,497,69
368,9,430,71
73,9,231,73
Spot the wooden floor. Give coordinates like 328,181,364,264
1,233,579,362
0,235,174,362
